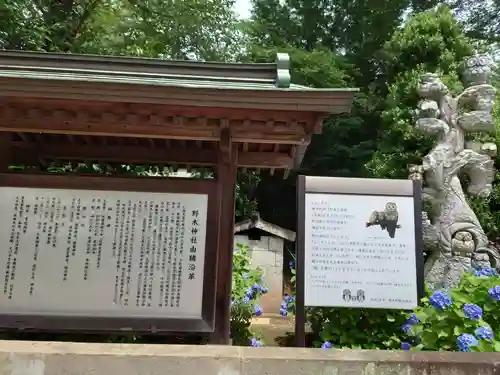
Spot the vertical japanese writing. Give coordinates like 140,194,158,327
164,202,174,307
188,209,199,282
0,188,208,316
4,196,20,299
176,206,185,307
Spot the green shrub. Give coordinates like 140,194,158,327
400,268,500,352
283,262,500,352
230,243,268,346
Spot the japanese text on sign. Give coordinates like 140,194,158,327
304,193,418,309
0,187,208,319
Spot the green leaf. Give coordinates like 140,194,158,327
437,330,449,338
494,341,500,352
451,291,470,303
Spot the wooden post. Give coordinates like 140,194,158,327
0,133,12,171
210,126,238,344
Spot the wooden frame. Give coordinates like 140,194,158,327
294,175,425,347
0,173,218,334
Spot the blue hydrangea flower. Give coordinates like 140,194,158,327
254,304,263,316
261,286,268,294
242,296,250,304
473,267,499,277
400,342,412,351
246,288,254,299
252,283,261,292
284,295,294,303
456,333,479,352
488,285,500,301
289,261,295,270
429,290,453,310
321,341,332,349
281,300,287,309
475,326,494,342
250,337,264,347
242,273,249,279
279,308,288,316
400,323,412,334
463,303,483,320
407,313,420,325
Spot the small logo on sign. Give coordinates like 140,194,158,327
342,289,366,302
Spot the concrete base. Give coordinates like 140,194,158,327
0,341,498,375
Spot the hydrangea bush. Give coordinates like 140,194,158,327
280,260,296,317
231,243,268,346
398,268,500,352
283,260,500,352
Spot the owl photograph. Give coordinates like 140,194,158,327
365,202,401,239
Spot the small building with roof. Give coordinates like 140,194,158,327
234,214,296,314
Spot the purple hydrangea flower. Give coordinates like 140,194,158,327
254,304,263,316
242,296,250,303
429,290,453,310
456,334,479,352
250,337,264,347
463,303,483,320
321,341,332,349
400,342,412,350
407,313,420,325
488,285,500,301
252,283,261,292
284,295,294,303
289,261,295,270
261,286,268,294
279,308,288,316
475,326,494,342
242,273,249,279
473,267,499,277
246,288,254,299
400,323,412,334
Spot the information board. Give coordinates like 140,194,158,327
296,176,424,319
0,187,208,319
304,193,418,309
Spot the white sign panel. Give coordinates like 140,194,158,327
0,187,208,319
304,193,418,309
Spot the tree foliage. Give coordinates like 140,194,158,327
367,5,473,178
0,0,242,60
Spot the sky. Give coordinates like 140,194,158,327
234,0,251,19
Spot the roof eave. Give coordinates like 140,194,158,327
0,76,357,114
234,218,296,241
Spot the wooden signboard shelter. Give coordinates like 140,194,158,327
0,50,356,344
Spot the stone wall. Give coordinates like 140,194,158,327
0,341,498,375
234,234,284,314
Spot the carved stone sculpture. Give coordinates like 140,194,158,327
410,54,498,289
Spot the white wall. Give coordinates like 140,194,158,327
234,235,283,314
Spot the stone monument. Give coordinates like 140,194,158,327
409,54,498,288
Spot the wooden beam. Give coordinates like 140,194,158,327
0,109,219,141
210,126,237,344
0,133,11,171
12,142,217,165
0,105,308,144
10,142,293,169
